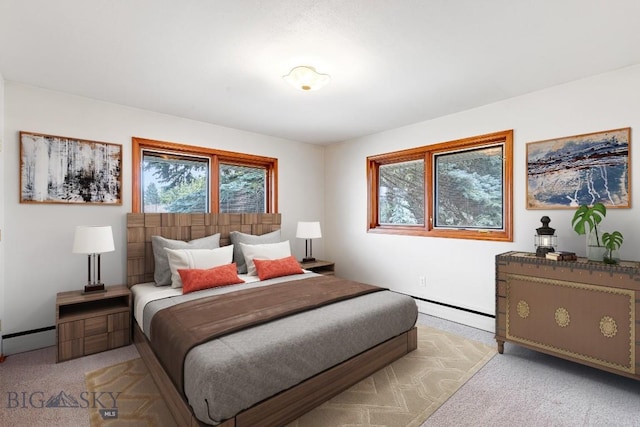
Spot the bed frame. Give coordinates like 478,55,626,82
127,212,418,427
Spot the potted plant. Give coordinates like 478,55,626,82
571,203,607,261
602,231,624,264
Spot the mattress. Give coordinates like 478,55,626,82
131,272,418,425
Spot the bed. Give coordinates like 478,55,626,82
127,212,418,427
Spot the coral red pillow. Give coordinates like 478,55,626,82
253,256,304,281
178,263,244,294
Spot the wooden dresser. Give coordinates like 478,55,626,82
495,251,640,379
56,285,131,362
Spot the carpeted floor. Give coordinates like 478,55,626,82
0,342,139,427
4,313,640,426
83,325,496,426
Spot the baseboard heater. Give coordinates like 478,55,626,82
2,325,56,355
399,292,495,319
2,325,55,340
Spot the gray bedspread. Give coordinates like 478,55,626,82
141,275,417,425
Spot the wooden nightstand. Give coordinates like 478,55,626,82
56,285,131,362
300,260,335,276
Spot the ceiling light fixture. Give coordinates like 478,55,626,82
283,66,331,91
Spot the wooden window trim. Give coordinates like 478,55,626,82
367,130,513,242
132,137,278,213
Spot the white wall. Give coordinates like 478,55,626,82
325,64,640,331
3,83,325,354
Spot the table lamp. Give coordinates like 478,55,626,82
296,221,322,262
72,225,115,293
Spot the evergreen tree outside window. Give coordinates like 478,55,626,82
434,145,504,229
379,160,424,225
219,164,266,213
142,152,209,213
132,138,277,214
144,182,161,212
367,130,513,241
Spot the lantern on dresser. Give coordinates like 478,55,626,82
534,216,557,257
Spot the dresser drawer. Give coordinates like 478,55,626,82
506,274,635,373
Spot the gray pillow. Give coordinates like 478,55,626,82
151,234,221,286
229,229,281,273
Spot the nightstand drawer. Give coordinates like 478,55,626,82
58,320,84,341
109,329,130,348
85,316,108,336
108,312,130,332
85,333,109,355
58,339,83,361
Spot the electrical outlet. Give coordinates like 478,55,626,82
418,276,426,287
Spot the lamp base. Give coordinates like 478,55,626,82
83,283,106,294
302,257,316,263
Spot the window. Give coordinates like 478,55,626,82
142,151,209,213
379,160,425,225
367,130,513,241
219,163,266,213
132,137,277,213
433,145,504,230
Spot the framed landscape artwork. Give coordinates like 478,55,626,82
526,128,630,209
20,131,122,205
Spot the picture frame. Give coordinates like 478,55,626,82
20,131,122,205
526,128,630,209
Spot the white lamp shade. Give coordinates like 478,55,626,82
296,221,322,239
72,225,115,254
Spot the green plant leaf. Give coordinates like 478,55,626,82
602,231,624,251
571,203,606,236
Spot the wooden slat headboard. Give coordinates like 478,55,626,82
126,213,282,287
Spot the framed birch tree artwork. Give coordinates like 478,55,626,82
20,131,122,205
526,128,630,209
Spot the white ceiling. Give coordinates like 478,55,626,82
1,1,640,145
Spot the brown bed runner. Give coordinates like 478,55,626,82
150,275,385,391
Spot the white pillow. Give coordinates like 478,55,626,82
165,245,234,288
151,234,221,286
229,230,281,274
239,241,291,276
